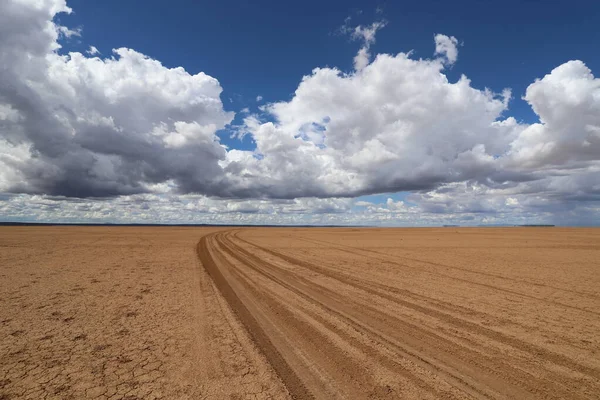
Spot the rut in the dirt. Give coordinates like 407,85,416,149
197,228,600,400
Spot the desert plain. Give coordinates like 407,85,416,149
1,226,599,399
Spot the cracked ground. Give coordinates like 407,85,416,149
0,227,289,400
2,226,600,399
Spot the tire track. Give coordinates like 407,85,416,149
197,233,311,400
226,231,600,398
216,232,460,399
290,234,600,316
254,233,600,376
197,229,600,399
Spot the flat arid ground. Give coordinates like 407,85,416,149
1,227,600,399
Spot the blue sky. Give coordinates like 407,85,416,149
1,0,599,225
59,0,600,126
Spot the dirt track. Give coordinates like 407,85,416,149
0,227,288,400
2,227,600,399
200,228,600,399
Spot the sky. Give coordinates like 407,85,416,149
0,0,599,226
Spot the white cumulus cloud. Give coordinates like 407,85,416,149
86,45,100,55
340,19,387,71
434,34,459,65
0,0,233,197
508,60,600,169
1,2,599,225
233,46,517,198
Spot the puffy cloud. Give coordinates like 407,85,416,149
0,193,356,225
505,197,519,206
354,198,413,214
86,45,100,55
343,20,387,71
353,47,371,72
234,47,517,199
508,60,600,169
0,1,599,226
434,34,459,65
229,33,599,224
350,21,387,44
7,191,597,226
0,0,233,198
406,172,600,225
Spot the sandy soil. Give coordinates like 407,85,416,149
0,227,288,400
2,227,600,399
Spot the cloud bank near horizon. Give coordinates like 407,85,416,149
1,0,599,225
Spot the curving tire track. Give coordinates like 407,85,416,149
290,234,600,301
197,229,600,399
197,231,312,399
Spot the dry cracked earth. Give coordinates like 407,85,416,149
1,226,600,399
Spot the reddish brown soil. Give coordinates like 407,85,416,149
0,227,288,400
2,227,600,399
